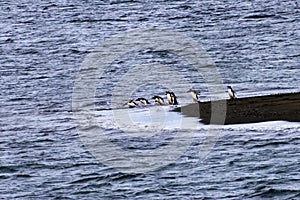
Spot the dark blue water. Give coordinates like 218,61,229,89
1,1,299,199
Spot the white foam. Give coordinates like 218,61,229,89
218,120,300,132
94,108,300,134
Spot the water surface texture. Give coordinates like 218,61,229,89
1,1,299,199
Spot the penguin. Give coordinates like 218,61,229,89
170,92,178,105
152,96,164,105
187,89,200,103
165,91,178,105
136,97,150,105
165,91,173,105
227,86,236,100
125,100,138,108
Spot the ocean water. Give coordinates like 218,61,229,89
0,1,299,199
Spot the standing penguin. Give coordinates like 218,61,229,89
165,91,173,105
170,92,178,105
187,89,200,103
227,86,237,100
165,91,178,105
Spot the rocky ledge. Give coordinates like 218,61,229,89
173,92,300,125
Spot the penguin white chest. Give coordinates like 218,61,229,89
140,99,147,105
228,88,234,98
157,98,164,105
166,93,172,104
191,92,198,102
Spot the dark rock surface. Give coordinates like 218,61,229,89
173,92,300,125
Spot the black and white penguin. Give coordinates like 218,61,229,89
165,91,173,105
170,92,178,105
187,89,200,103
165,91,178,105
152,96,164,105
125,100,138,108
136,97,150,105
227,86,236,100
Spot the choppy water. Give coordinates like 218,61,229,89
1,1,299,199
